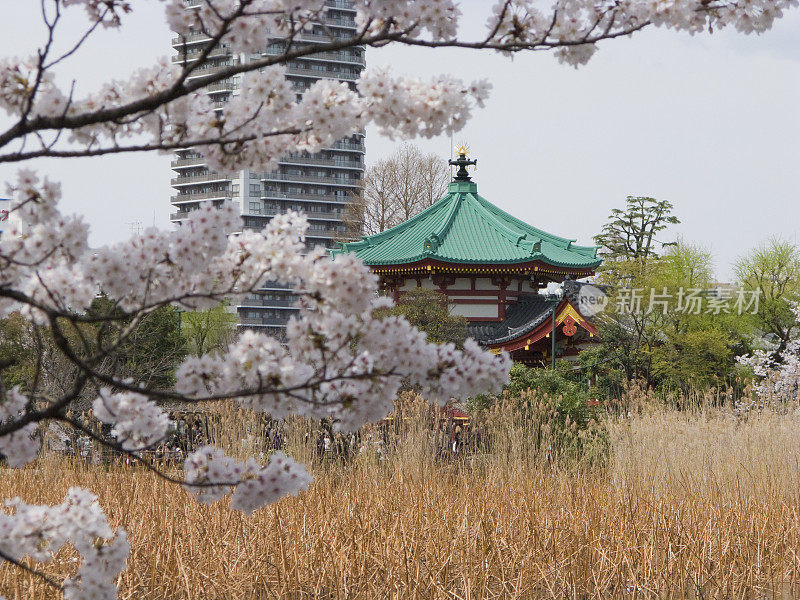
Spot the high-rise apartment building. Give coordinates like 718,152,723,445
170,0,365,334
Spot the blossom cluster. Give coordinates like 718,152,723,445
92,389,172,452
184,447,312,514
0,387,40,468
62,0,133,29
0,488,129,600
359,68,491,140
174,244,511,432
486,0,798,66
354,0,461,41
736,304,800,406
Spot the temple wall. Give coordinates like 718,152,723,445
474,278,498,291
450,303,499,319
418,278,437,290
398,278,437,291
448,295,498,302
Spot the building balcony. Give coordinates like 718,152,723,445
285,65,359,81
171,31,212,47
262,172,360,187
303,210,346,221
172,47,230,64
185,63,238,82
263,46,365,67
324,0,357,10
205,80,237,93
279,155,363,170
293,50,365,67
286,30,355,44
171,173,229,186
327,140,365,153
238,296,299,308
317,14,357,28
172,190,231,203
261,191,352,202
239,315,294,326
171,156,206,168
305,226,347,238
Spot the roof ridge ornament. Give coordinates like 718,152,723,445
449,146,477,182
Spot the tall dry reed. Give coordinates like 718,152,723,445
2,396,800,599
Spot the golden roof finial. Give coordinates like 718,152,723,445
449,144,477,181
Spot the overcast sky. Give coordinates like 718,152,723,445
1,1,798,280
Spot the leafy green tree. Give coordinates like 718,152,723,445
595,196,680,262
735,238,800,356
592,239,749,393
87,297,188,389
181,302,238,356
0,313,39,389
0,300,187,395
381,288,468,347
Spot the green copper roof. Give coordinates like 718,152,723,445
335,180,601,269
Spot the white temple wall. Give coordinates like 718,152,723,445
448,295,498,302
474,278,498,291
418,278,437,290
398,279,416,291
398,278,437,291
449,303,499,319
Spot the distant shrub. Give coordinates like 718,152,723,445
470,362,607,466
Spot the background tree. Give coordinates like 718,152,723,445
380,289,468,348
345,143,450,238
590,197,684,386
591,231,748,392
181,302,239,357
595,196,680,262
735,238,800,356
96,299,187,390
0,300,188,398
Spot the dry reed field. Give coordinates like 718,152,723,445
2,397,800,599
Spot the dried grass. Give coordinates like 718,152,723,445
2,396,800,599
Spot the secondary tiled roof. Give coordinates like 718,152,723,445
468,279,602,346
467,295,555,345
335,180,601,270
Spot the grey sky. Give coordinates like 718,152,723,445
1,1,798,280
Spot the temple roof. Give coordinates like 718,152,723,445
335,177,601,270
468,295,555,345
467,279,598,346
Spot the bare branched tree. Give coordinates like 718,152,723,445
345,143,450,237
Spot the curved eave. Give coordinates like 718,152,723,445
484,298,599,352
338,234,601,270
367,257,599,277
